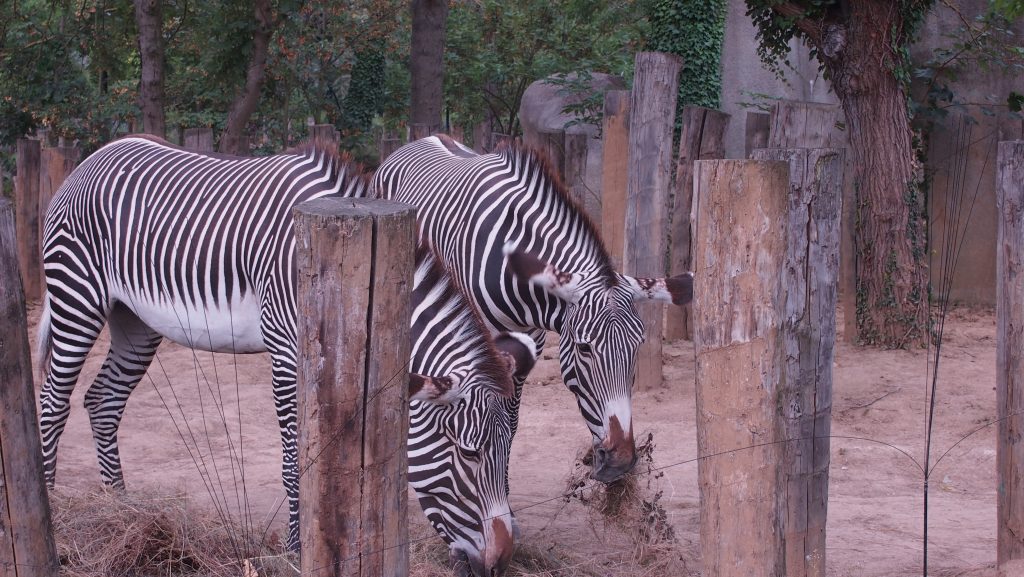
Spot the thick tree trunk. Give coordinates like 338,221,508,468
825,2,928,347
410,0,448,130
219,0,276,155
134,0,165,138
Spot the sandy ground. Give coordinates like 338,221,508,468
29,302,1002,576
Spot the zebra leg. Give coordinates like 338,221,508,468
500,330,545,495
39,296,109,488
83,304,163,490
266,343,300,551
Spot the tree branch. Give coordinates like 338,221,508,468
770,2,824,46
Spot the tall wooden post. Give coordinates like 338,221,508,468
564,132,595,222
665,107,729,342
600,90,630,270
379,135,403,165
768,100,840,149
37,145,80,297
753,148,843,577
293,198,415,577
409,123,435,141
692,159,789,577
0,199,60,577
997,140,1024,574
624,51,681,390
15,139,42,300
310,124,339,144
744,111,770,158
183,127,214,152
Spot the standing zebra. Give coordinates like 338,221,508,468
36,136,534,574
374,135,693,483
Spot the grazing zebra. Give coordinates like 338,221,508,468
36,136,534,574
373,135,693,483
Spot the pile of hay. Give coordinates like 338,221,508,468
50,486,294,577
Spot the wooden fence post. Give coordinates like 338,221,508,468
0,198,60,577
600,90,630,270
293,197,415,577
753,148,843,577
15,139,42,300
37,145,80,297
183,127,214,152
768,100,840,149
409,123,436,141
624,51,682,390
665,106,729,342
565,132,596,222
744,111,770,158
692,159,789,577
998,140,1024,575
310,124,339,144
379,134,403,165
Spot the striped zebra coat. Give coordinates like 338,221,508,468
374,135,693,483
36,136,533,574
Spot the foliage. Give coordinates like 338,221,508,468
444,0,648,137
646,0,727,109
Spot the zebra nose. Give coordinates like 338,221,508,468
591,415,636,483
484,516,515,576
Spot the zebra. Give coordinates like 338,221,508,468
373,134,693,484
36,135,534,574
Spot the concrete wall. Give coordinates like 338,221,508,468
720,0,1024,305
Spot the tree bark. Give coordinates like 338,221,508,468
134,0,166,138
410,0,448,131
219,0,276,155
784,0,929,347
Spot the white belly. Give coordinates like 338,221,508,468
113,289,267,353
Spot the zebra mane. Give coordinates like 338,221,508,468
287,139,373,199
414,244,514,398
495,141,616,287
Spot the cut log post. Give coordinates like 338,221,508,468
0,198,60,577
600,90,630,270
37,145,80,297
624,51,682,391
538,130,565,180
310,124,340,144
183,127,214,152
692,159,789,577
293,198,416,577
753,148,843,577
15,139,42,300
379,135,403,165
565,132,596,222
998,140,1024,574
768,100,840,149
665,106,729,342
744,111,770,158
409,123,436,141
473,121,491,153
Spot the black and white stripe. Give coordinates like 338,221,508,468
373,135,693,483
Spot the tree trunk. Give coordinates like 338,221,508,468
409,0,448,131
219,0,276,155
825,2,928,347
134,0,165,138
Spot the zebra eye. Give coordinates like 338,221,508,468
459,446,481,461
576,342,593,355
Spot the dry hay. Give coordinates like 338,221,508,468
50,486,295,577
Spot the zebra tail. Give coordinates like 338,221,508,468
36,292,53,379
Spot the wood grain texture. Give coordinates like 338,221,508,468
624,51,682,391
14,139,41,301
753,148,843,577
767,100,840,149
600,90,630,270
665,107,729,342
997,140,1024,568
744,111,770,158
294,198,415,577
692,159,789,577
0,198,59,577
183,127,214,152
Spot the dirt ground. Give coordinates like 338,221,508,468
29,302,1002,576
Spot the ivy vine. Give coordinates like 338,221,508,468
646,0,728,110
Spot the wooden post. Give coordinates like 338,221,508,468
565,132,596,222
183,127,214,152
37,145,80,296
753,148,843,577
624,51,681,390
665,107,729,342
538,130,566,180
491,132,513,149
409,123,435,141
473,121,491,153
294,197,415,577
998,140,1024,575
768,100,839,149
0,199,60,577
379,135,403,165
744,111,770,158
15,139,42,300
310,124,339,143
601,90,630,270
692,159,789,577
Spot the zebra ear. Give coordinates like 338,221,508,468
493,332,538,385
409,373,464,404
503,243,582,303
623,272,694,306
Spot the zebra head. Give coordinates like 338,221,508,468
408,247,537,577
505,245,693,482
